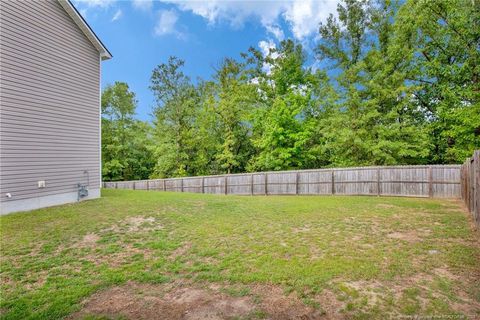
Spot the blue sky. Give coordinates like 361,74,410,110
73,0,340,120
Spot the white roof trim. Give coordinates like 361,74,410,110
57,0,112,60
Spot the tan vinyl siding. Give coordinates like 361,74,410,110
0,0,101,204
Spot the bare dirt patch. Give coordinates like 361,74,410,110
80,244,154,268
387,231,421,243
169,242,192,261
292,225,311,233
315,289,345,319
70,281,331,320
23,270,48,291
124,216,158,232
351,235,362,241
251,284,326,319
103,216,163,233
78,233,100,248
70,281,256,320
432,267,459,281
376,204,398,209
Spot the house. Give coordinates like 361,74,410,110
0,0,111,214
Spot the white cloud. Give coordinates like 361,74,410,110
258,40,276,58
73,0,114,8
283,0,338,40
258,40,279,74
132,0,153,11
154,9,184,39
264,24,284,41
164,1,283,30
160,0,339,40
73,0,115,19
111,9,122,22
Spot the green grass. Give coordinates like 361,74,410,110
1,189,479,319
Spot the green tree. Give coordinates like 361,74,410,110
393,0,480,163
150,57,200,177
101,82,153,181
315,0,430,166
190,80,222,175
247,40,321,171
211,58,256,173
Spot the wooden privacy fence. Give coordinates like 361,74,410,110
461,150,479,227
103,165,461,199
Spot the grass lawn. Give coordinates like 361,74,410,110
1,189,479,319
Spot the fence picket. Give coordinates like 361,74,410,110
459,150,479,227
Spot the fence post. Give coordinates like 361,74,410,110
163,179,166,192
464,161,467,201
460,163,464,200
331,170,335,195
474,151,479,225
202,176,205,194
466,159,473,212
265,173,268,196
251,174,254,195
146,180,149,191
295,171,299,195
115,182,118,189
224,175,228,195
428,166,433,198
181,178,184,192
470,160,474,211
377,168,381,196
467,157,470,207
133,181,136,190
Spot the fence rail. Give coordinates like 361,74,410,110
103,164,462,199
461,150,479,227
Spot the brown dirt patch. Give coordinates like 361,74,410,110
351,235,362,241
376,204,398,209
78,233,100,248
292,225,311,233
315,289,345,319
432,267,459,281
70,281,331,320
343,280,385,307
124,216,157,232
103,216,163,233
387,231,421,243
79,244,153,268
70,281,255,320
309,246,324,260
251,284,326,319
169,242,192,261
23,270,48,291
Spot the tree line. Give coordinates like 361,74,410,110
101,0,479,181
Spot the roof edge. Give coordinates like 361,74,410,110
57,0,112,60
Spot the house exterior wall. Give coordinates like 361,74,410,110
0,0,102,214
